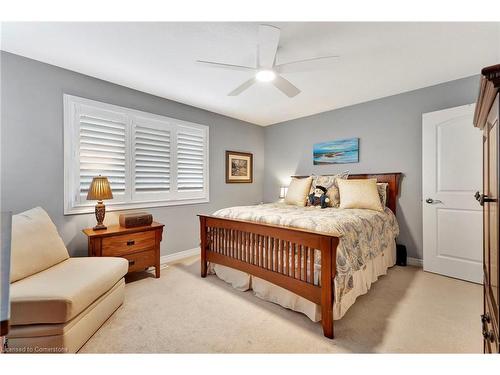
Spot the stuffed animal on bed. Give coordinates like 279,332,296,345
308,185,330,209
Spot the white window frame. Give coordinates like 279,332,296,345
63,94,209,215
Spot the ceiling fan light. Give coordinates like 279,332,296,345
255,70,276,82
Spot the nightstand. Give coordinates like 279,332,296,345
83,222,164,278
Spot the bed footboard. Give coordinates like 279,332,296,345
199,214,339,339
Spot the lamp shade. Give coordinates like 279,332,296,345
86,176,113,201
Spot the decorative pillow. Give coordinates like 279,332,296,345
377,182,389,207
337,178,384,212
308,171,349,208
285,177,313,206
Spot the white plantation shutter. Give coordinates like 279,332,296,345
132,118,171,200
64,95,209,214
176,126,207,194
77,106,128,201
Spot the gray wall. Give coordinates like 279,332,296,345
0,50,481,261
264,76,480,259
1,52,265,257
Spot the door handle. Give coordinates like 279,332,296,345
481,313,491,324
483,329,495,343
475,191,496,206
425,198,443,204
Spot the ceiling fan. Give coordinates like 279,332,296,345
196,24,339,98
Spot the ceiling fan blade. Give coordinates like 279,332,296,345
196,60,255,72
272,75,301,98
275,55,340,74
228,78,256,96
258,24,280,69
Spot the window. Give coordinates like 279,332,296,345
64,94,209,214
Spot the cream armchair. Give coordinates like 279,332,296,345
7,207,128,353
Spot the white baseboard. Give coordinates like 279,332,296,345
160,247,200,265
407,257,423,267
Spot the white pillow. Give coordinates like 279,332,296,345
337,178,384,212
11,207,69,283
285,177,313,206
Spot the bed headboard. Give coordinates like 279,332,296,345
292,173,402,215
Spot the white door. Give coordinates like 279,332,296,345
422,103,483,283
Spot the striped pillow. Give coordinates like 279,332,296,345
377,183,388,207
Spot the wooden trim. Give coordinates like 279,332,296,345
320,236,336,338
474,64,500,130
199,214,339,240
293,172,402,214
200,216,208,277
481,91,500,353
0,320,9,337
154,229,162,278
82,222,164,238
482,64,500,82
225,151,253,183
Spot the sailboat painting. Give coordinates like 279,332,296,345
313,138,359,165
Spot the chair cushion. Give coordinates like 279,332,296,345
10,257,128,325
11,207,69,282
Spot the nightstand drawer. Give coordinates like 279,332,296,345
102,231,155,256
123,250,155,273
83,222,164,278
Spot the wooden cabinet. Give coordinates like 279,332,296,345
83,222,164,278
474,64,500,353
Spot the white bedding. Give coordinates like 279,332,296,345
210,240,395,320
209,202,399,320
213,203,398,295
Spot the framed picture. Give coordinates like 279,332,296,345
313,137,359,165
226,151,253,183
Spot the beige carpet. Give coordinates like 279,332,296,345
79,256,482,353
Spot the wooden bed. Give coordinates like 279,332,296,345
198,173,402,339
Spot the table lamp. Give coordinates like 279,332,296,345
87,175,113,230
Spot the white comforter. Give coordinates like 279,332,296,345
213,202,399,299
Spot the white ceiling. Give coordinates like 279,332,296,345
2,22,499,126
